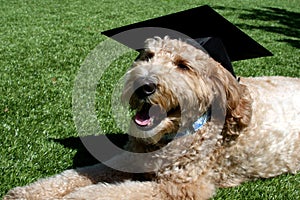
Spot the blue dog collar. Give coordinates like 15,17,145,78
161,109,211,142
192,111,211,131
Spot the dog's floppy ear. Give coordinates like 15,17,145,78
209,61,252,140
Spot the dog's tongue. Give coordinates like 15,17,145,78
135,111,151,126
134,104,163,127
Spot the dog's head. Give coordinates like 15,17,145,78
122,37,252,144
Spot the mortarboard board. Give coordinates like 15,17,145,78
102,5,273,76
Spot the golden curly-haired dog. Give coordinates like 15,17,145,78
5,37,300,200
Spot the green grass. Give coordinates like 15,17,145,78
1,0,299,199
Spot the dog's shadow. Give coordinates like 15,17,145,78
51,134,129,168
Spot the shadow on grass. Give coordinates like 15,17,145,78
214,6,300,49
51,134,129,168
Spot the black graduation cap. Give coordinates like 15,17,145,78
102,5,272,77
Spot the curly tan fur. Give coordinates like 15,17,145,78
4,37,300,200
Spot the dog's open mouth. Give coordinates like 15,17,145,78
134,103,153,126
134,103,164,127
133,103,179,128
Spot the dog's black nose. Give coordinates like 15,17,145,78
134,78,156,98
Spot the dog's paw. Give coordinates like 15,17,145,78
4,185,63,200
4,187,29,200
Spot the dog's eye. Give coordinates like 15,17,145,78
144,52,154,61
177,63,189,70
137,51,154,61
175,60,190,70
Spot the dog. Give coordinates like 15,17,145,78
4,37,300,200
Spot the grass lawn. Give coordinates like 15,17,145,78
1,0,299,199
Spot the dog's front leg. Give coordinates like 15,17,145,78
4,154,135,200
4,167,95,200
62,175,216,200
63,180,160,200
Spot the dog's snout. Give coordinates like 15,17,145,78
134,78,156,98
